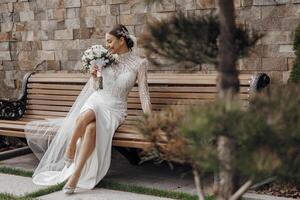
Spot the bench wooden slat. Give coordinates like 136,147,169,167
28,77,251,85
0,130,25,137
0,72,262,150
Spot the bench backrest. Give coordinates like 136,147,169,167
23,72,258,122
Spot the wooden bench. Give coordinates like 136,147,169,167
0,71,270,163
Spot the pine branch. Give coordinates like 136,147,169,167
229,179,253,200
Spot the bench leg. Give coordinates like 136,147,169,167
114,147,141,165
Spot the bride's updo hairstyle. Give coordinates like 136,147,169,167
109,24,134,51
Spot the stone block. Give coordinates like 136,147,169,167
107,0,128,4
60,60,81,71
0,42,9,51
175,0,196,11
42,40,60,50
15,23,26,31
288,57,295,70
250,17,281,31
41,20,58,31
2,13,13,22
281,17,300,31
31,41,42,50
1,22,13,32
0,32,12,41
36,30,47,41
125,1,148,14
196,0,215,9
2,61,14,71
0,51,11,60
78,38,105,49
19,11,34,22
81,0,106,6
0,4,9,13
82,5,107,17
34,10,47,21
251,0,289,6
105,15,117,26
120,13,147,25
9,41,31,51
150,0,176,12
237,6,261,21
82,17,96,28
66,8,80,18
262,57,287,71
95,16,106,27
54,29,73,40
109,4,120,15
43,40,66,51
13,2,30,12
57,19,66,30
4,70,15,88
2,61,14,70
90,28,106,39
64,0,81,8
12,13,20,22
67,49,82,60
279,44,295,57
54,50,68,60
24,21,40,31
37,50,55,60
238,57,262,70
18,60,34,70
46,0,64,9
46,60,61,70
0,0,17,3
261,31,294,44
21,31,34,41
65,18,80,29
11,31,21,41
47,9,65,20
73,28,95,39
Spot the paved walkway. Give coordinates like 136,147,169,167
0,149,202,199
0,149,291,200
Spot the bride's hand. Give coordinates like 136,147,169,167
90,65,97,78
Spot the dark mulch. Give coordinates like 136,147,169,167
0,137,26,152
256,181,300,199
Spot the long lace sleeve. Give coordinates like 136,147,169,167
138,59,152,114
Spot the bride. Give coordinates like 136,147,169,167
25,24,152,194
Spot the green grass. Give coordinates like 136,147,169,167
0,167,33,177
0,193,33,200
0,166,214,200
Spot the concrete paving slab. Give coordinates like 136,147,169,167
0,152,38,171
0,173,47,196
38,188,175,200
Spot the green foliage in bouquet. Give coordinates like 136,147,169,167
289,23,300,83
141,12,261,67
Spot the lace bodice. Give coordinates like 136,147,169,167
91,51,152,114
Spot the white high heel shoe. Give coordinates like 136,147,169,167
63,185,76,194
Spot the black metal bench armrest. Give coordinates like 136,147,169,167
249,73,270,98
0,72,34,120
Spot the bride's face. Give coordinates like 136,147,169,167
105,33,125,54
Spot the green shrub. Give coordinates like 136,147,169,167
289,23,300,83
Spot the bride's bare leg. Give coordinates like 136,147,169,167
65,121,96,188
65,110,95,160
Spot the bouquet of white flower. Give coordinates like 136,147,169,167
81,45,118,89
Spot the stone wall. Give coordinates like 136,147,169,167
0,0,299,98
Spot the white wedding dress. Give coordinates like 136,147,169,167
25,51,151,189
